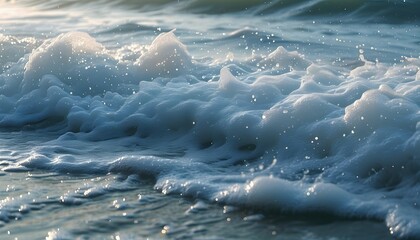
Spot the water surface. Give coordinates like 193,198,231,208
0,0,419,239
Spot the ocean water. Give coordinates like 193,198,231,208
0,0,419,239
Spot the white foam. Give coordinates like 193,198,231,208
260,46,310,71
0,30,419,238
23,32,120,96
219,176,382,218
135,30,193,79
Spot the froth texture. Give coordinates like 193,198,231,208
0,31,419,238
23,32,119,96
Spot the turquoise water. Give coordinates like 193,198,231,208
0,1,419,239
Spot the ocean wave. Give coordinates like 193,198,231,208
11,0,420,23
0,31,419,238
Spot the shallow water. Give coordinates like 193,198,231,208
0,170,393,240
0,0,419,239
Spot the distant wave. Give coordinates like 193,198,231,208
13,0,420,23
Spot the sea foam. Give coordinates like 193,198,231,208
0,30,419,238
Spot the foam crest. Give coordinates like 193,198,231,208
260,46,310,72
0,34,37,72
135,30,193,79
23,32,120,96
223,176,381,217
